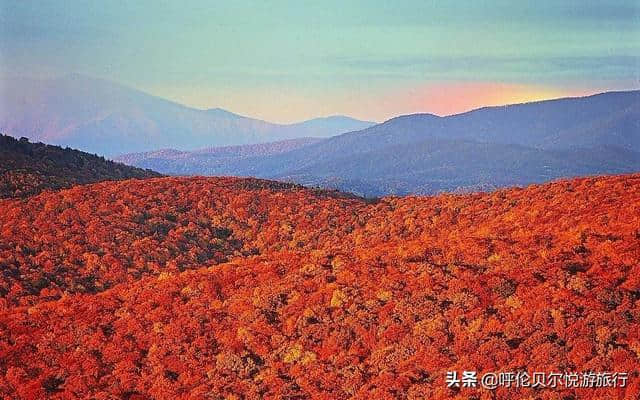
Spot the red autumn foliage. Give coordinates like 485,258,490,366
1,174,639,399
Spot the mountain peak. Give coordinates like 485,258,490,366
1,75,375,155
382,112,442,124
204,107,248,119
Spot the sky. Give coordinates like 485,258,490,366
1,1,639,123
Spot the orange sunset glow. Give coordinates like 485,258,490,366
153,82,595,124
409,83,592,116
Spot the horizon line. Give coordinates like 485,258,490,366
3,72,639,125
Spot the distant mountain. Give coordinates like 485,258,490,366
116,137,322,176
120,91,640,196
278,140,640,195
0,74,374,156
270,90,640,160
0,134,160,199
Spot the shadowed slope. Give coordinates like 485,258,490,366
0,134,160,199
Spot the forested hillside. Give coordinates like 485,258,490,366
1,174,638,399
0,134,160,199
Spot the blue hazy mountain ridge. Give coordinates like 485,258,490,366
115,137,323,176
118,90,640,196
0,74,374,156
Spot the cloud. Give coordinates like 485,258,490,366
333,55,640,83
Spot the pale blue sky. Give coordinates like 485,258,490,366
1,1,639,122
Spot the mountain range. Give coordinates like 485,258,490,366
119,90,640,196
115,137,322,176
0,74,374,156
